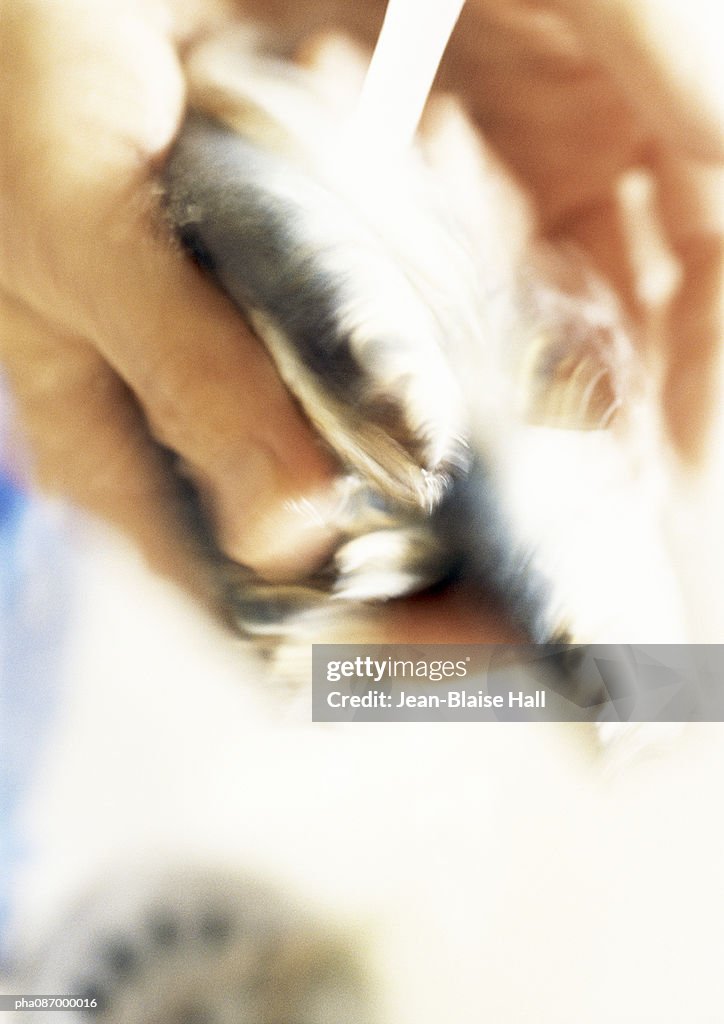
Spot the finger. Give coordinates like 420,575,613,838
3,0,340,581
420,89,645,379
79,185,341,581
8,176,340,580
82,207,342,583
439,1,644,225
551,0,724,161
649,150,724,462
0,293,220,606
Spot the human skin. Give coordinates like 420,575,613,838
1,0,722,634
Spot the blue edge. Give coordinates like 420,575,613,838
1,430,72,968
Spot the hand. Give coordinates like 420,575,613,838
0,0,339,610
439,0,724,463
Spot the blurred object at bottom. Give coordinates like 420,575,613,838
13,865,373,1024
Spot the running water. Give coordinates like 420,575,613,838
349,0,467,151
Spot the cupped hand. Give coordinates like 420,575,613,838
0,0,338,608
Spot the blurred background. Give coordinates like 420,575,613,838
2,479,724,1022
